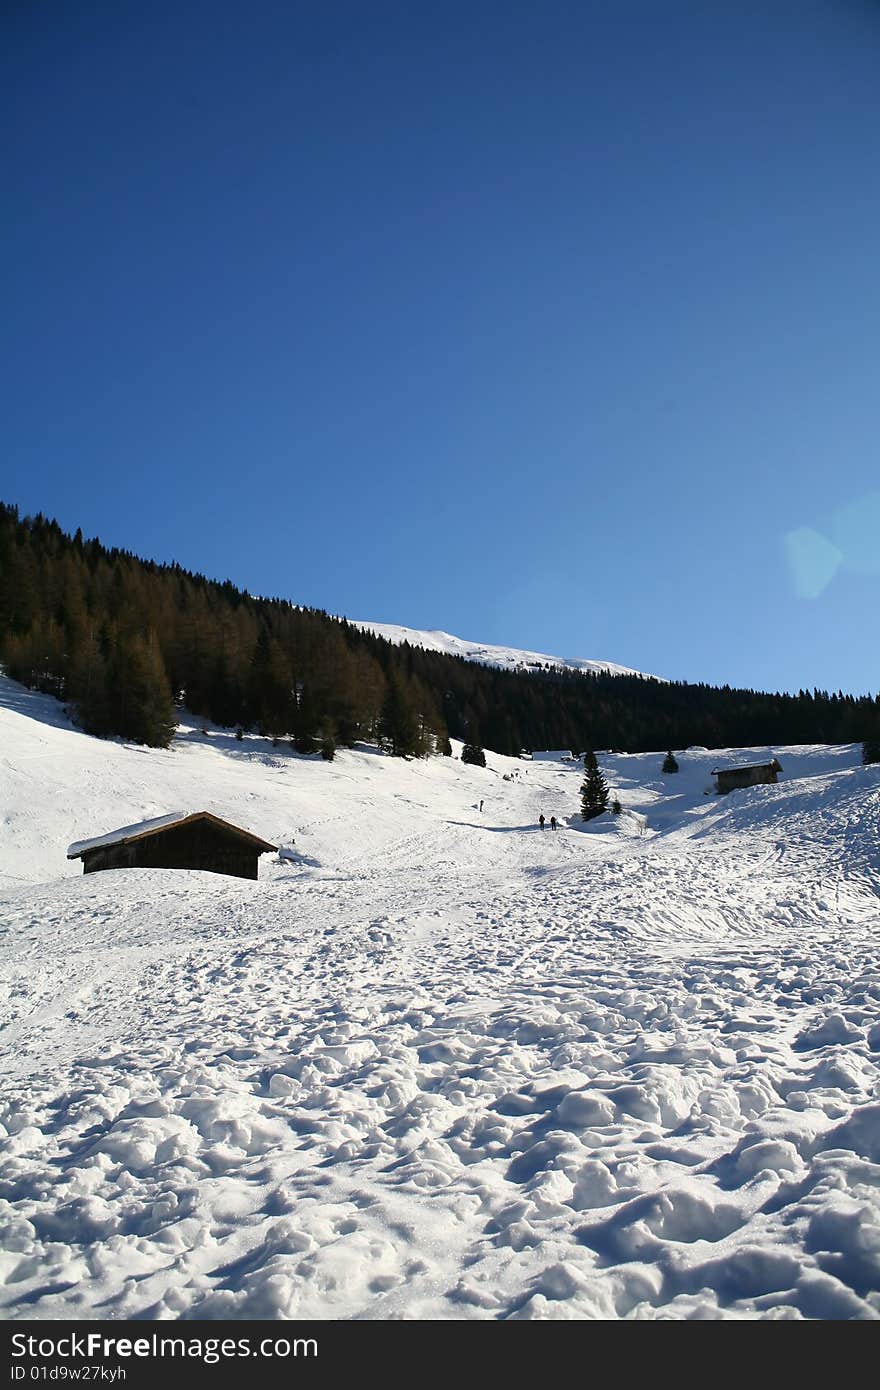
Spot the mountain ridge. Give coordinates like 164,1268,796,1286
352,621,661,681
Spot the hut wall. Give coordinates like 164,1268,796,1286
83,843,138,873
82,820,262,878
715,765,779,794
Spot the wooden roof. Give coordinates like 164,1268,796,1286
68,811,276,859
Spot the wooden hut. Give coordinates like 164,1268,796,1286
711,758,782,795
67,812,276,880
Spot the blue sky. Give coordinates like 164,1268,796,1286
4,1,879,693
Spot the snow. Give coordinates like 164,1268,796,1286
68,812,192,858
68,812,276,859
1,674,880,1320
353,622,661,679
710,752,779,773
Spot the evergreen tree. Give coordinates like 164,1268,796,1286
4,617,66,697
249,628,293,737
662,750,679,773
207,650,247,729
291,682,319,753
461,742,486,767
320,718,337,762
378,674,424,757
348,649,386,745
580,750,609,821
108,632,177,747
863,738,880,766
69,625,112,735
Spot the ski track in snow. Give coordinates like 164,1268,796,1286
1,679,880,1319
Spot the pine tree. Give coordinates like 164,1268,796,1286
108,632,177,748
291,682,319,753
580,749,609,821
662,750,679,773
461,742,486,767
249,629,293,737
863,738,880,766
320,718,337,762
378,674,424,757
69,625,112,735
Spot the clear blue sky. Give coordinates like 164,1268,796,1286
4,1,879,693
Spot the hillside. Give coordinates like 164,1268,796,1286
4,504,879,760
2,674,880,1320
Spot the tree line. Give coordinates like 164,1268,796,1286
2,502,879,757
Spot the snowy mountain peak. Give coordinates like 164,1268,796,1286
353,621,660,680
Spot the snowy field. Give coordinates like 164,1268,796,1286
1,675,880,1320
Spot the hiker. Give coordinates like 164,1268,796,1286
539,813,545,830
550,815,557,831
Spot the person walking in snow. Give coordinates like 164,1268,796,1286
479,799,483,812
539,813,545,830
550,815,557,831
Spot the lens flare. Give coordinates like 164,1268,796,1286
783,526,843,599
830,490,880,576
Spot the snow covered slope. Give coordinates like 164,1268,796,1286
354,621,659,679
2,676,880,1320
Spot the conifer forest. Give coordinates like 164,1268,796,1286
2,503,878,756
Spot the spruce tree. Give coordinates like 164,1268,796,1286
662,750,679,773
461,742,486,767
863,738,880,766
108,632,177,748
291,682,319,753
69,626,112,736
320,718,337,761
250,630,293,737
580,749,609,821
378,674,423,757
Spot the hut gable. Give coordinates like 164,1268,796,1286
711,758,782,795
67,812,276,880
